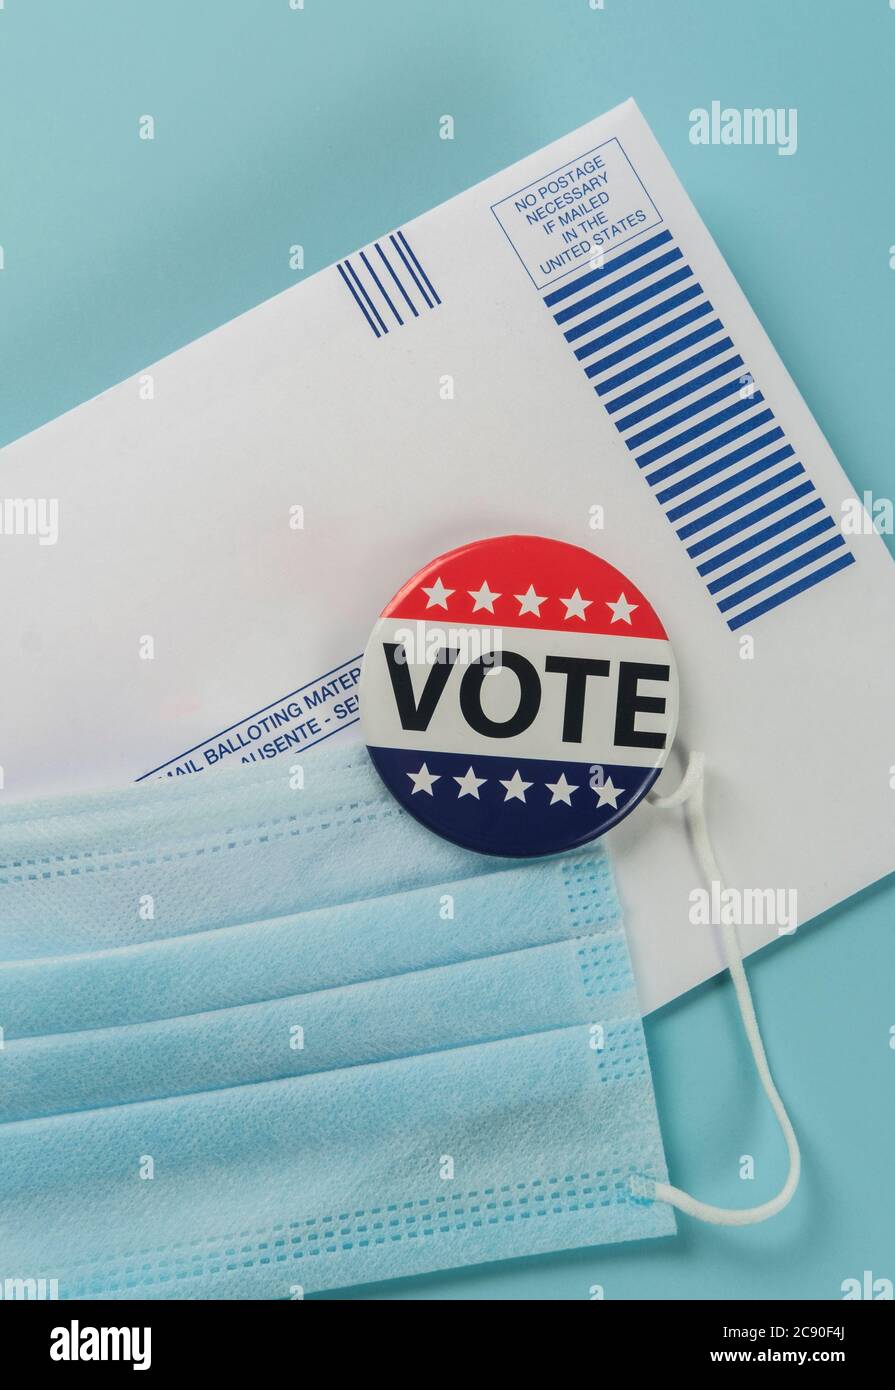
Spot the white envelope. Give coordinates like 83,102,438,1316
2,98,891,1013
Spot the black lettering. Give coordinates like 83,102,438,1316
382,642,458,731
459,651,540,738
614,661,669,749
544,655,610,743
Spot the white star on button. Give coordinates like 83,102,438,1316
560,587,592,621
514,584,547,617
606,592,638,625
468,580,501,613
421,576,454,610
499,769,533,802
454,766,487,799
594,776,624,808
407,762,440,795
545,772,579,805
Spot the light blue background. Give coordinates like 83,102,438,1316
1,0,893,1301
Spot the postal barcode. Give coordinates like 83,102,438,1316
338,229,441,338
544,227,854,632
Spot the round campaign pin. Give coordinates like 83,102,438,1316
360,535,679,858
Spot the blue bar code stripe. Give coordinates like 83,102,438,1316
612,354,744,427
337,263,380,338
696,496,825,576
574,284,704,362
625,377,751,451
564,265,694,343
375,242,419,318
360,250,403,326
553,248,683,325
635,393,766,467
725,552,855,630
686,479,816,559
340,230,440,334
656,432,788,506
540,224,854,629
666,445,796,522
397,230,442,306
645,408,775,485
677,462,806,541
707,515,837,593
718,533,847,613
346,260,388,335
544,229,674,307
592,322,728,391
391,233,432,309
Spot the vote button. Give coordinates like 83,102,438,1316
359,534,679,857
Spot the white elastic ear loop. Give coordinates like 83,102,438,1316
637,751,801,1226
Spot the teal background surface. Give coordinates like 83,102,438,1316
1,0,893,1300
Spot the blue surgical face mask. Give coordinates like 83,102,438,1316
0,746,675,1299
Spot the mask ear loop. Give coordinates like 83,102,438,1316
630,751,801,1226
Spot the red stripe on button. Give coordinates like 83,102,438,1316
382,534,668,640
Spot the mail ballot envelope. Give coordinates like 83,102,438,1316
1,98,892,1012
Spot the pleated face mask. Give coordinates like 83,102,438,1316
1,533,802,1299
0,745,676,1299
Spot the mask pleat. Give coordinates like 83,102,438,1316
0,744,674,1296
